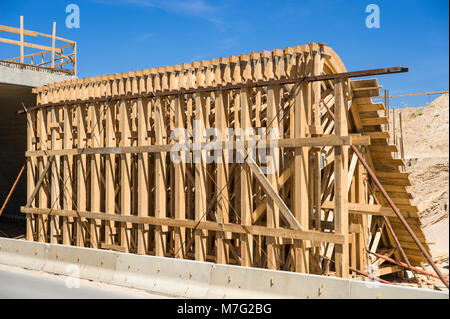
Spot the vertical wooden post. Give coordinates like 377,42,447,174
37,105,48,243
399,112,405,163
62,103,73,245
231,58,241,247
252,52,263,267
311,45,324,273
137,81,150,254
154,69,167,257
292,80,309,273
76,102,87,247
215,59,230,264
20,16,24,63
26,109,36,241
355,160,367,270
50,103,61,244
51,22,56,68
173,68,186,259
333,78,349,278
73,43,77,75
265,51,281,270
90,96,101,248
240,55,253,267
193,62,207,262
105,97,116,246
120,90,132,252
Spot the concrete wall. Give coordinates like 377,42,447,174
0,237,447,299
0,65,75,220
0,64,76,88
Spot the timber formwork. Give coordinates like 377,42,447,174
21,43,430,279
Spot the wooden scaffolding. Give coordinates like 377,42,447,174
21,43,431,279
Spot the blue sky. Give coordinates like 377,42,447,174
1,0,448,108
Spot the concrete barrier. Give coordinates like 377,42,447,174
0,237,447,299
207,264,351,299
112,253,213,298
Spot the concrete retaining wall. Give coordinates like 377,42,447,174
0,237,447,299
0,64,75,87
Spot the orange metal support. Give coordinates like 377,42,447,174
0,163,26,217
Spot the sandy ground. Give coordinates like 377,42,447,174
389,93,449,284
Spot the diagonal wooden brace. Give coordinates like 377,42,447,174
25,156,54,207
245,160,303,231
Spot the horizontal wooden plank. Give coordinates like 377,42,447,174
365,131,390,140
0,24,75,43
377,177,411,187
375,171,410,179
358,103,386,112
389,221,425,234
353,89,381,98
388,217,422,229
351,79,379,89
369,145,399,153
390,198,412,205
378,265,402,276
25,136,371,157
0,37,53,52
322,201,414,218
20,207,345,244
352,86,383,91
373,158,405,167
371,152,395,159
380,191,413,199
391,228,427,242
361,117,389,126
394,205,418,214
378,184,408,193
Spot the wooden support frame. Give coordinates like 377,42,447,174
22,43,429,281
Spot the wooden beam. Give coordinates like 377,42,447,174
265,82,281,270
20,67,410,114
20,16,24,63
119,100,132,252
154,95,167,257
25,135,371,157
0,24,75,43
173,94,186,258
247,161,303,232
21,207,345,244
51,22,56,68
76,104,87,247
333,78,349,278
104,101,116,246
240,86,253,267
137,98,150,254
25,156,53,207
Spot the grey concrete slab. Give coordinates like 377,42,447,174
0,264,168,299
0,64,75,88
